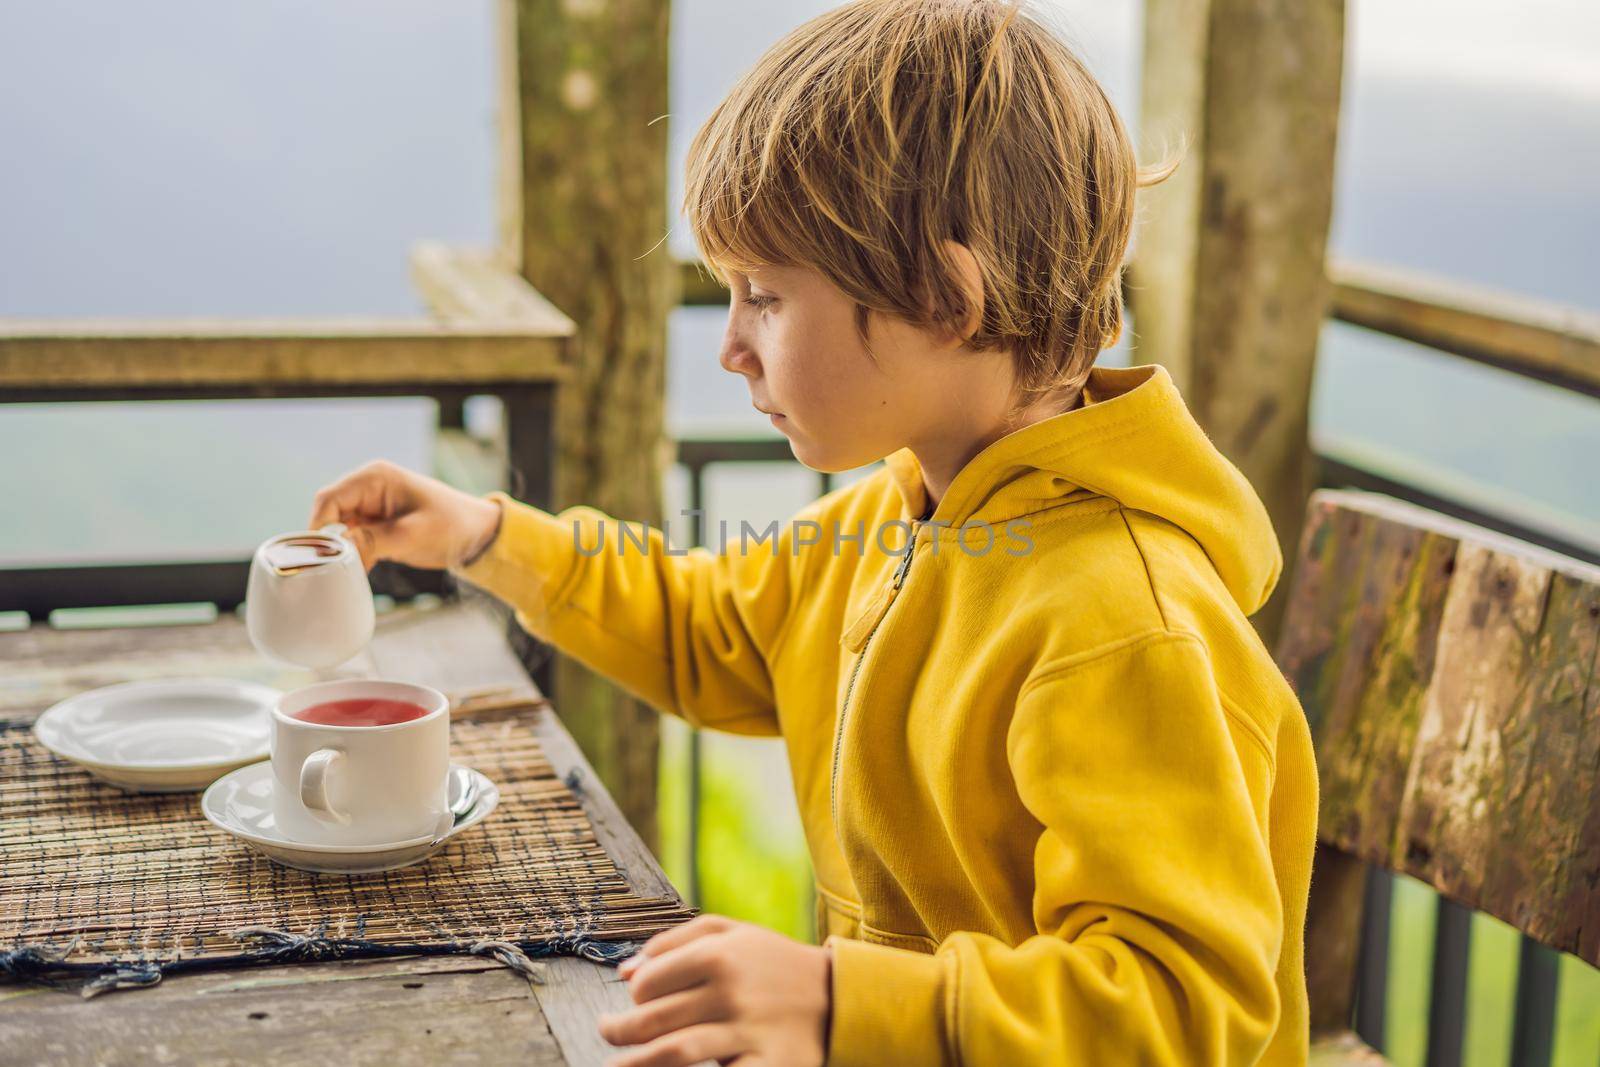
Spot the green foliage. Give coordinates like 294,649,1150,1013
657,717,814,942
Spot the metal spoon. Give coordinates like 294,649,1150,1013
429,767,480,844
447,766,480,821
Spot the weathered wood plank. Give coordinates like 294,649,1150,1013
532,956,635,1067
1134,0,1346,640
530,958,718,1067
1330,258,1600,399
0,319,571,392
1394,545,1548,902
1279,489,1600,965
411,243,577,332
502,0,669,849
0,954,563,1066
1279,504,1455,861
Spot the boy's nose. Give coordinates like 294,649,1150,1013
718,337,760,379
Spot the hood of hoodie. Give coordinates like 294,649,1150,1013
882,363,1283,615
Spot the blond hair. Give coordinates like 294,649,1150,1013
683,0,1174,399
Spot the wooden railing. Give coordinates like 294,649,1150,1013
1329,258,1600,398
0,246,573,709
682,255,1600,392
1322,260,1600,570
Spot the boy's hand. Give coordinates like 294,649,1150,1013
599,915,831,1067
308,460,501,573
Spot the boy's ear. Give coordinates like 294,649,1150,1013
942,240,985,344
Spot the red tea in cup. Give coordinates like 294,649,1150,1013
292,698,430,728
264,536,344,575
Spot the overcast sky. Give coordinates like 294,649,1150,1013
0,0,1595,566
0,0,1593,318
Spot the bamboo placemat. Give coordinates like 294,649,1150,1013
0,709,693,996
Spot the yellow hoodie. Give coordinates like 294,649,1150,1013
455,363,1318,1066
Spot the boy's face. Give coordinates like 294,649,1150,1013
720,263,1002,474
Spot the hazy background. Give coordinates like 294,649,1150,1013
1,0,1596,565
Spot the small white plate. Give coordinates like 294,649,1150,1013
33,678,279,793
201,761,500,874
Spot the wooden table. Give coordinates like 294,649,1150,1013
0,598,679,1066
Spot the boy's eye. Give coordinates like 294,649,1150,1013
742,294,777,311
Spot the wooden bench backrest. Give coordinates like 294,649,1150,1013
1276,489,1600,1030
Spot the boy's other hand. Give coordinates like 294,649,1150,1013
308,460,501,573
599,915,831,1067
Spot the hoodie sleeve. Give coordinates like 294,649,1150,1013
451,491,803,736
827,631,1284,1066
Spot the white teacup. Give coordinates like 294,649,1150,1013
246,529,375,669
270,679,451,848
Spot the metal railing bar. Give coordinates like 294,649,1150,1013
1424,896,1472,1067
1,561,249,620
685,460,707,910
676,437,793,467
1354,866,1393,1053
0,561,452,621
436,395,467,430
1316,454,1600,569
1509,935,1560,1067
0,383,555,407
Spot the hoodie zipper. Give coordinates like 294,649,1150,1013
830,521,922,853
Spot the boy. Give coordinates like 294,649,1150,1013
310,1,1318,1063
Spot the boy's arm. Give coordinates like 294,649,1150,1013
453,491,805,736
828,631,1290,1066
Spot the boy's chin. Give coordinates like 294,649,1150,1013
787,436,870,477
780,429,824,469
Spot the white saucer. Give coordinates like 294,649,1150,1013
201,761,500,874
33,678,279,792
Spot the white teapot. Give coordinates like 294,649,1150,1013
245,528,375,669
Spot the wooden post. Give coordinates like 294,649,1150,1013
1302,843,1367,1034
1133,0,1345,641
500,0,672,849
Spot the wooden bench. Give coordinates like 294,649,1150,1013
1279,489,1600,1065
0,244,573,624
